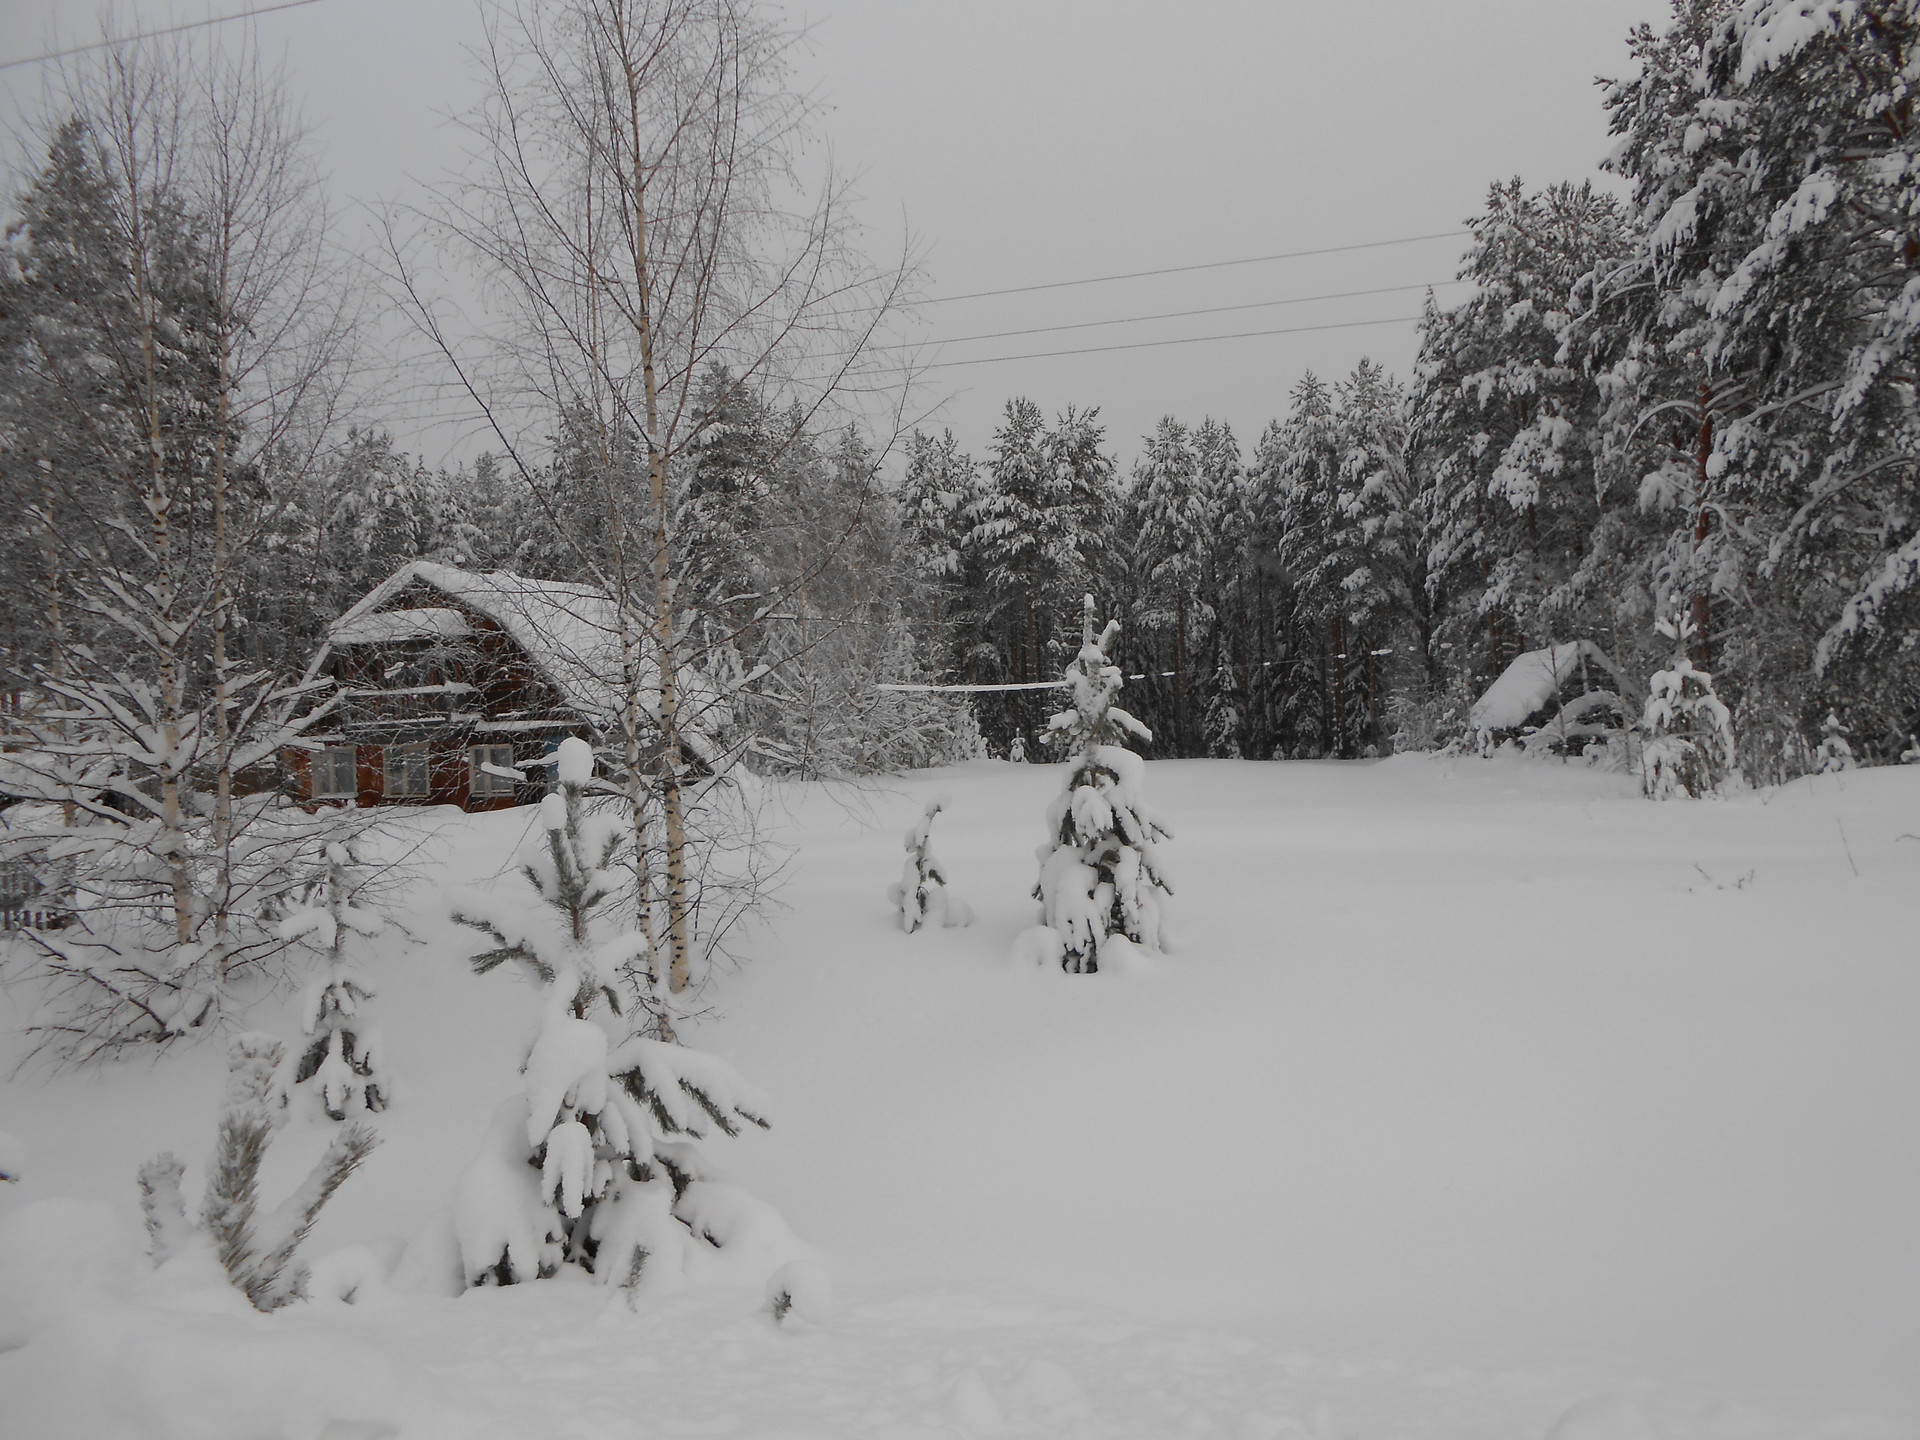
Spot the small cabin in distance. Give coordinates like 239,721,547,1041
291,562,705,811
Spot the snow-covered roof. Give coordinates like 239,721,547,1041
321,562,723,762
1468,641,1621,732
329,607,474,646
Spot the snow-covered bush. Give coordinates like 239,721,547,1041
138,1032,378,1311
1466,641,1627,758
274,842,391,1121
1640,613,1738,799
886,796,972,933
1815,711,1855,773
1031,596,1173,972
449,737,791,1295
0,790,387,1066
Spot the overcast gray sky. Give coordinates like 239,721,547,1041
1,0,1669,470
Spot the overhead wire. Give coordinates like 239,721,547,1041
0,0,329,72
919,313,1428,370
923,229,1470,304
887,278,1467,350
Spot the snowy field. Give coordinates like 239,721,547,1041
2,754,1916,1440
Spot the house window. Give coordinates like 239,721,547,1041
469,744,519,798
383,743,430,799
312,747,358,801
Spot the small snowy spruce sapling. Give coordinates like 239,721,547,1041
449,737,786,1294
138,1032,378,1310
1030,596,1173,972
1640,610,1738,799
887,795,972,932
1816,711,1855,772
277,842,390,1120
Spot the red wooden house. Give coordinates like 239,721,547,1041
290,563,720,811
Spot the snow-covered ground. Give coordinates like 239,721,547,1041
3,754,1916,1440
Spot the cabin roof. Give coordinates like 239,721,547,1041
320,562,723,762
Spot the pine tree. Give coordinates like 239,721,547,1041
1131,417,1209,753
1640,609,1738,799
1815,711,1854,774
1275,374,1359,755
1030,596,1172,972
275,842,391,1121
887,795,972,933
449,738,786,1292
138,1032,377,1310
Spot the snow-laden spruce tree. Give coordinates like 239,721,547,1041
887,796,972,933
138,1032,377,1311
449,738,796,1295
1640,610,1738,800
1028,596,1172,972
275,842,391,1121
1815,711,1855,773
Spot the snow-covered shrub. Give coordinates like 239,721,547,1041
886,795,972,933
1031,596,1173,973
0,792,389,1065
449,737,789,1295
1467,641,1627,758
1640,613,1738,799
275,842,390,1121
1903,734,1920,764
1815,711,1855,773
138,1032,378,1311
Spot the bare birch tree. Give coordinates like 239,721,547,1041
387,0,914,1018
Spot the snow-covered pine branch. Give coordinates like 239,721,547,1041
1026,595,1173,972
449,738,801,1301
138,1032,378,1311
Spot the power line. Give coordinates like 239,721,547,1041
0,0,329,73
887,278,1466,351
920,313,1425,370
924,229,1470,305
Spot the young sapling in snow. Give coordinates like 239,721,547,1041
449,737,794,1296
276,841,390,1120
1640,610,1738,799
1816,711,1855,772
1028,595,1173,972
138,1032,378,1310
887,795,972,932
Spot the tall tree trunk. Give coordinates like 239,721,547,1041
622,49,693,997
133,222,195,951
1691,380,1713,672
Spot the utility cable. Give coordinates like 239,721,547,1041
0,0,329,72
924,229,1469,305
920,313,1425,370
886,278,1465,350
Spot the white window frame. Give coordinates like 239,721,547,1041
383,742,430,799
312,746,358,801
468,744,519,798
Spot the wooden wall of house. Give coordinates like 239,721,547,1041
287,586,589,812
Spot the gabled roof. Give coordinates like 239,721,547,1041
321,563,724,763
